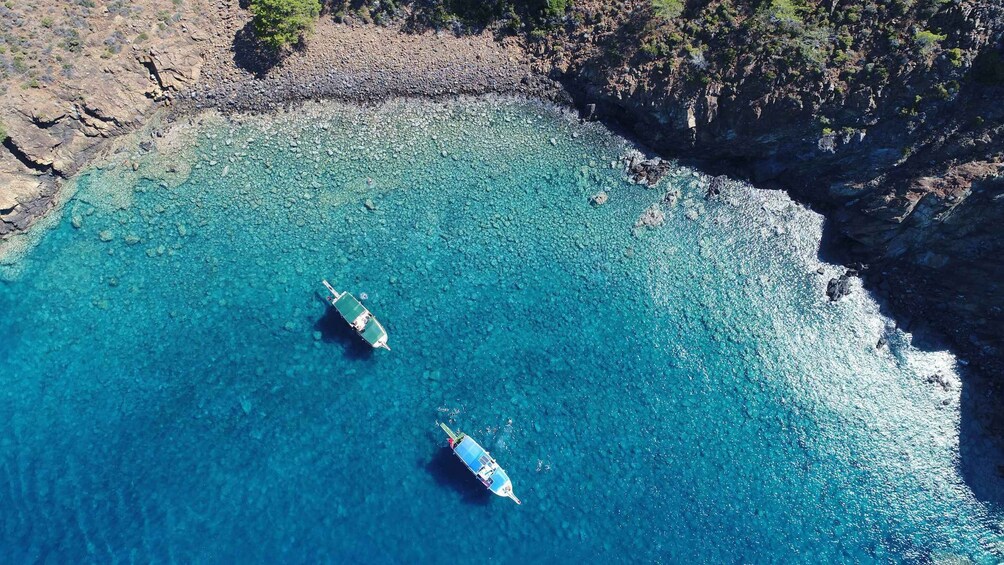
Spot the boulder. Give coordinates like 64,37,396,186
826,272,852,302
626,154,671,187
138,48,204,92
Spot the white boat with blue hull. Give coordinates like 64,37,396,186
439,422,521,505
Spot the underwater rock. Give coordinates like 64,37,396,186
364,199,377,211
98,230,114,242
590,192,608,206
706,175,728,200
926,372,954,391
635,204,666,229
663,189,680,207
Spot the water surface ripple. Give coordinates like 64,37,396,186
0,98,1000,563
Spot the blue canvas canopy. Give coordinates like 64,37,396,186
438,422,521,504
454,437,490,472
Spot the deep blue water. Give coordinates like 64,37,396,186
0,98,1001,563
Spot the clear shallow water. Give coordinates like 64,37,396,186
0,98,1001,563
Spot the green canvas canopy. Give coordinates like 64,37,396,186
333,292,366,322
360,319,387,346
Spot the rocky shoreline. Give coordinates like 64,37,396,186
0,7,563,238
183,58,563,113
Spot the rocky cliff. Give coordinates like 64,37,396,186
0,0,208,237
532,0,1004,373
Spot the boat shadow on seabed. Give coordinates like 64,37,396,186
313,307,375,361
424,447,493,506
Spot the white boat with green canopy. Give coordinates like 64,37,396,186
322,280,390,350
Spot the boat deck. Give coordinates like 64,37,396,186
333,292,366,322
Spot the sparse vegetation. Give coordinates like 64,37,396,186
327,0,571,33
652,0,684,21
914,29,946,56
946,47,963,67
249,0,321,50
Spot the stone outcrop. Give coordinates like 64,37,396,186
541,0,1004,374
0,0,209,238
625,151,671,187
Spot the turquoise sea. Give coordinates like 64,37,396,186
0,98,1001,563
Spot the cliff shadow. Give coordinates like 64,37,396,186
424,447,492,506
567,93,1004,511
313,306,375,360
958,365,1004,509
232,21,283,78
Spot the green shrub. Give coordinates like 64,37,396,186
250,0,321,50
838,32,853,50
60,30,83,52
946,47,963,67
543,0,568,17
914,29,946,56
652,0,684,21
0,120,6,142
761,0,807,30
